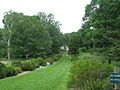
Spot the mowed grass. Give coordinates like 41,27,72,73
0,54,71,90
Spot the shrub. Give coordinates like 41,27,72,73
52,53,62,61
107,41,120,63
11,61,22,67
21,61,36,71
14,67,22,74
46,58,54,64
68,59,113,90
11,59,39,71
52,55,58,61
30,59,40,68
0,62,22,79
0,62,6,79
11,58,47,71
37,58,47,66
56,52,63,58
5,65,17,77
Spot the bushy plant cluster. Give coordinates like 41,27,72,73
68,59,113,90
0,62,22,79
12,58,46,71
51,52,63,61
0,52,63,79
107,41,120,64
12,53,63,71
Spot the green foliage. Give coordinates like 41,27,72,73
82,0,120,55
12,59,39,71
83,79,113,90
11,60,22,67
5,65,17,77
37,58,47,66
11,52,63,72
13,66,22,75
0,62,6,79
46,58,54,64
67,0,120,63
0,62,22,79
68,55,113,90
0,54,71,90
37,12,62,54
0,10,63,60
68,32,81,56
107,41,120,63
21,61,35,71
0,52,63,79
52,52,63,61
71,55,79,61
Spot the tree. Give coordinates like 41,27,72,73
0,28,6,58
1,11,62,59
83,0,120,46
82,0,120,63
37,12,62,54
68,32,82,56
10,15,52,59
2,10,23,60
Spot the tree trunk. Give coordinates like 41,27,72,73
26,54,29,60
7,37,10,60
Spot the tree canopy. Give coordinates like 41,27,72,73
0,10,63,60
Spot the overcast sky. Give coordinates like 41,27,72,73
0,0,91,33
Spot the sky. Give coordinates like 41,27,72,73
0,0,91,33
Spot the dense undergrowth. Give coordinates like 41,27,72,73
68,53,114,90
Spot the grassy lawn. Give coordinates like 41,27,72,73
0,54,71,90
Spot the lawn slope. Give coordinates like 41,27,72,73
0,54,71,90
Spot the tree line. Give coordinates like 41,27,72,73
68,0,120,89
68,0,120,63
0,10,64,60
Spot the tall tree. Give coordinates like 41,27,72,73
68,32,82,56
82,0,120,63
83,0,120,47
2,10,23,60
37,12,62,54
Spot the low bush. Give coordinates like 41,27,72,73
0,62,22,79
52,52,63,61
0,52,63,79
21,61,36,71
37,58,47,66
11,58,47,71
11,61,22,67
56,52,63,58
52,55,59,61
31,59,40,68
68,59,113,90
14,67,22,74
5,65,17,77
46,58,54,64
0,62,6,79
